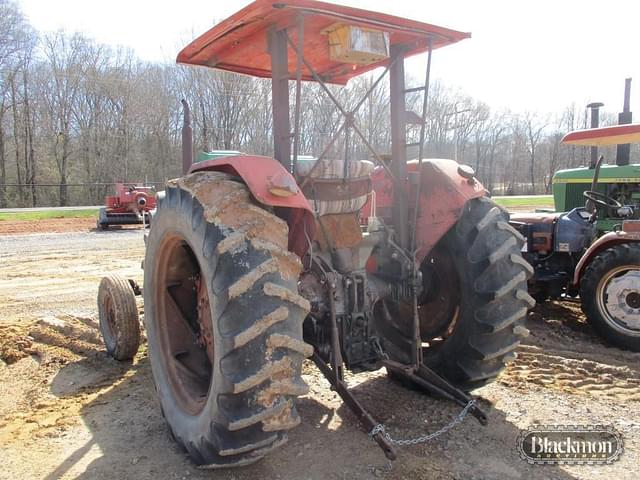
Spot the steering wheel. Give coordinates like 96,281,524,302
583,190,622,209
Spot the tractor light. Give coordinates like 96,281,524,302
458,164,477,185
457,164,475,179
267,172,298,198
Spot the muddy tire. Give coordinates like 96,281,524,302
144,172,312,468
378,197,535,391
97,274,140,360
579,243,640,351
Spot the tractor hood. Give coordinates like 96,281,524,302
553,164,640,185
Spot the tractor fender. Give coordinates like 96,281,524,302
410,159,486,263
572,229,640,286
190,155,315,257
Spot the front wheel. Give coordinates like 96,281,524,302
579,244,640,351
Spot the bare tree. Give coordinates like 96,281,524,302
520,112,548,194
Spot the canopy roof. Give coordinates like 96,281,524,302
562,124,640,147
176,0,470,85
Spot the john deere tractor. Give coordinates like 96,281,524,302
511,124,640,352
553,164,640,233
553,81,640,234
97,0,533,468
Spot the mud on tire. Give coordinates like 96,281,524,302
380,196,535,391
144,171,312,468
97,274,140,360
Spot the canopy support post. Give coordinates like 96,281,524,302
268,28,291,169
389,45,408,250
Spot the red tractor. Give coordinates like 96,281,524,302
96,183,157,230
97,0,533,467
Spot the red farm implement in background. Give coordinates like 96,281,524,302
96,183,157,230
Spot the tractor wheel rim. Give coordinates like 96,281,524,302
155,233,213,415
597,266,640,335
418,245,461,347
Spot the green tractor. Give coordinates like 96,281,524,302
553,81,640,233
553,163,640,233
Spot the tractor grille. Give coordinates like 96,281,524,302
565,184,588,210
565,183,608,215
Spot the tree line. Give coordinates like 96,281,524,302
0,0,633,208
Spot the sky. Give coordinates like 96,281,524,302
18,0,640,118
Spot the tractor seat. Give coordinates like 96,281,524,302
296,158,375,216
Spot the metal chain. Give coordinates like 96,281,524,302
368,399,476,446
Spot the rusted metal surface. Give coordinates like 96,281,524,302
624,220,640,233
417,245,460,341
410,159,485,263
364,159,485,264
188,158,315,257
302,177,371,201
269,28,292,169
573,230,640,286
389,44,409,250
313,213,362,251
195,275,214,365
177,0,469,85
153,234,211,416
181,100,193,175
103,184,156,212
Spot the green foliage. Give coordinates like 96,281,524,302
493,195,554,208
0,209,98,221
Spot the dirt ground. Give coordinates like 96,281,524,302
0,217,96,235
1,227,639,480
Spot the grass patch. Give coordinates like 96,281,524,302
493,195,554,208
0,209,99,221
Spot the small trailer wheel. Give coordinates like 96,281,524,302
98,274,141,360
97,207,109,230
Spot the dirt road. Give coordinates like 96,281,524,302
1,230,639,480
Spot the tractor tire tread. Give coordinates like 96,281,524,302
145,171,312,467
579,243,640,351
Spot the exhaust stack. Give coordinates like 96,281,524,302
616,78,632,166
181,99,193,175
587,102,604,169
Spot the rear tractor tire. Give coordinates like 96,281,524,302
97,274,141,360
579,243,640,351
378,196,535,391
144,172,312,468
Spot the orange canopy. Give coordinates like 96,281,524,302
176,0,470,85
562,124,640,147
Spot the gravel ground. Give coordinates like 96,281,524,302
0,230,638,480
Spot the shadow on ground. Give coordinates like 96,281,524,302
42,333,581,480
